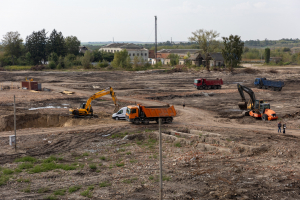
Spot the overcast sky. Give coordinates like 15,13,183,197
1,0,299,43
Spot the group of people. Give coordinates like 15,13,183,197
278,121,287,134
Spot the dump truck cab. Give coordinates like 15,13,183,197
126,105,139,122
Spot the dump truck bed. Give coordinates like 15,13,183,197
141,105,176,118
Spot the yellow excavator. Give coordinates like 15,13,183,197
69,87,118,117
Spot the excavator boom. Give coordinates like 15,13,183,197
237,83,256,110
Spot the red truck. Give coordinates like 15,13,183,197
194,78,223,90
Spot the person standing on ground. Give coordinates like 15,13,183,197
283,123,286,134
278,121,282,133
182,100,185,109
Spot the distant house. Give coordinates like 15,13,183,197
291,47,300,54
270,57,282,64
157,49,200,59
188,53,204,66
99,43,148,61
209,53,224,67
79,46,89,54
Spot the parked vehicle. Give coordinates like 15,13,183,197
125,104,176,124
194,78,223,90
112,107,127,120
254,78,284,91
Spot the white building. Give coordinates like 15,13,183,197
99,43,149,61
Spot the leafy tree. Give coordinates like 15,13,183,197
111,49,131,69
48,52,59,65
167,53,180,66
92,50,102,62
101,51,114,62
265,48,270,63
25,29,48,64
222,35,244,72
81,51,93,69
25,52,33,65
133,56,140,68
188,29,220,70
47,29,66,57
65,36,80,55
1,31,23,65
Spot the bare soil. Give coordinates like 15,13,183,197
0,66,300,199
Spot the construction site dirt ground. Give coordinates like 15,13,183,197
0,65,300,199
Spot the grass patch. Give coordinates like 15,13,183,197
22,186,31,193
116,162,124,167
126,152,131,155
100,156,106,160
153,154,158,159
174,142,182,148
122,177,138,184
88,185,94,190
68,185,81,193
136,141,142,145
15,168,22,173
130,159,137,163
3,169,14,175
0,175,10,186
15,156,37,163
38,187,50,193
43,155,63,163
149,176,154,180
118,148,125,152
82,152,89,156
163,176,171,181
99,181,111,187
18,162,34,169
89,164,97,170
111,132,131,139
17,178,30,183
145,129,152,132
226,138,232,142
80,189,92,198
4,66,32,71
53,189,66,196
44,195,58,200
29,162,76,173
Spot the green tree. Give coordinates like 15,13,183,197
25,52,33,65
111,49,131,68
188,29,220,71
101,51,114,62
48,52,59,65
265,48,270,63
25,29,48,64
65,36,80,55
81,50,93,69
92,50,102,62
167,53,180,66
222,35,244,72
47,29,66,57
1,31,23,65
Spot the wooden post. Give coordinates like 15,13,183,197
14,95,16,151
159,118,163,200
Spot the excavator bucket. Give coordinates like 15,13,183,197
113,104,120,113
238,102,247,110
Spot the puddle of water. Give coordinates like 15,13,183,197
28,106,67,110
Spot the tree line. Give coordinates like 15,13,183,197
0,30,114,69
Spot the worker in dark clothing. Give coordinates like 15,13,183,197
283,123,286,134
278,121,282,133
182,100,185,109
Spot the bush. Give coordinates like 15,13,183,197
89,164,97,170
48,61,56,69
98,60,109,68
31,65,45,71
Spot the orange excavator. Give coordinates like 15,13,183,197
237,83,278,121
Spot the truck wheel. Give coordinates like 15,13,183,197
166,117,173,123
134,118,140,125
116,117,119,120
143,119,149,125
204,85,208,90
273,87,276,91
279,87,282,91
198,86,203,90
218,85,221,89
262,114,268,121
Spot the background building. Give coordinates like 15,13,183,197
99,43,149,60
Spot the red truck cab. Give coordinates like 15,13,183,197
194,78,223,90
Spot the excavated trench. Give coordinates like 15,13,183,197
0,113,70,132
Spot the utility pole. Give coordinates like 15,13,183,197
155,16,157,60
159,118,163,200
14,95,16,151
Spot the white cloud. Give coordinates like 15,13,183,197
254,2,267,8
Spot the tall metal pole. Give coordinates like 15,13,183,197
14,95,16,151
155,16,157,60
159,118,163,200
